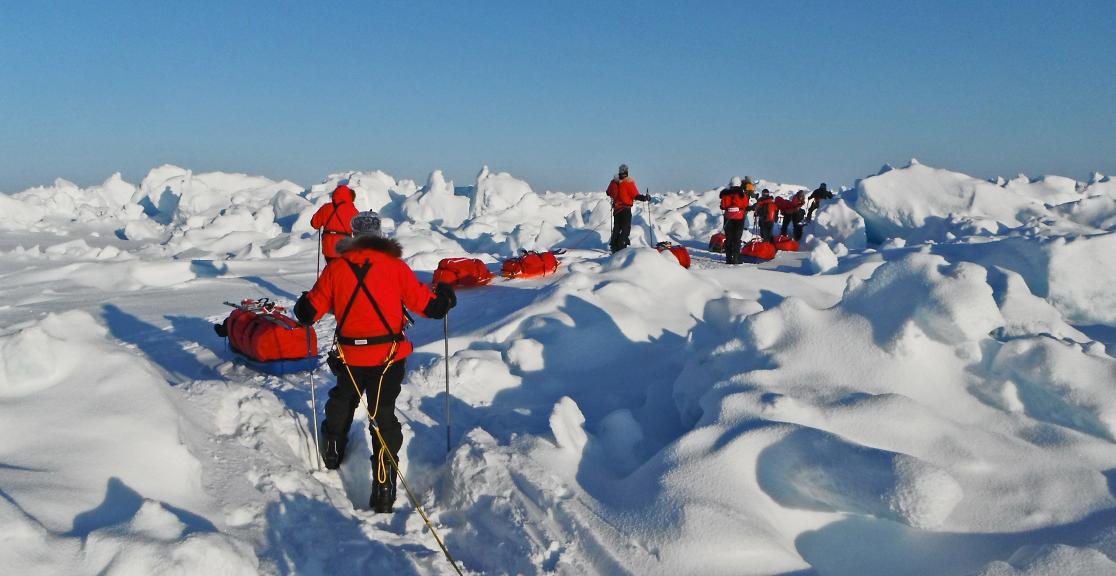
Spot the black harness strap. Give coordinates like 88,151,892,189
324,201,348,234
335,259,404,346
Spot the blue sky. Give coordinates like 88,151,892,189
2,1,1113,193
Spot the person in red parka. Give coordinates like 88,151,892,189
719,176,750,264
605,164,650,253
776,190,808,241
294,210,456,513
752,189,779,242
310,183,360,263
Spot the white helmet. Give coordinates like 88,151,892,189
730,176,742,188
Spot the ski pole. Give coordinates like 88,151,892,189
316,229,322,278
646,189,657,246
306,326,322,471
444,313,451,455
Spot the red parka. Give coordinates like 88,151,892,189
753,195,779,223
775,194,806,215
719,186,750,221
606,176,641,211
311,185,359,259
301,235,435,367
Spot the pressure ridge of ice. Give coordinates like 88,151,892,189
0,160,1114,575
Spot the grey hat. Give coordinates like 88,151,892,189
618,164,629,176
350,210,382,237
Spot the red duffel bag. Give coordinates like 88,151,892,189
773,235,800,252
656,241,691,269
432,257,494,288
215,299,317,363
501,250,561,279
741,239,777,261
708,232,726,253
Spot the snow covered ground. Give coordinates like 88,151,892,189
1,160,1114,575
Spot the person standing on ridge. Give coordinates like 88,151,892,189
719,176,750,264
752,189,778,243
294,211,457,513
606,164,650,253
805,182,834,223
311,183,359,264
776,190,808,241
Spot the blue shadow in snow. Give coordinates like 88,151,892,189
66,477,216,538
243,275,300,302
101,304,224,384
261,492,426,575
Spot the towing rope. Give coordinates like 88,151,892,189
334,341,465,576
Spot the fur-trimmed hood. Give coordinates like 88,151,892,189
611,175,635,184
337,235,403,258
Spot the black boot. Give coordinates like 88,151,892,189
319,425,347,470
369,464,398,513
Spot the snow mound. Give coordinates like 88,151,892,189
0,310,258,573
841,252,1003,348
851,161,1105,243
756,426,963,528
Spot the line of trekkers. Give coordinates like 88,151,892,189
216,167,835,515
605,164,835,265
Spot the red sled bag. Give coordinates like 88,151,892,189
773,235,799,252
741,239,777,261
501,250,561,279
708,232,726,253
432,258,493,288
215,299,317,363
656,241,691,269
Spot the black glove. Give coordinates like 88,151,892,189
326,349,345,376
424,282,457,319
635,194,650,202
294,291,316,325
437,282,457,309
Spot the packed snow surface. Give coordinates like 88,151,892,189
1,161,1114,575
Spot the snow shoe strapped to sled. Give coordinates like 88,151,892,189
655,241,691,269
214,298,318,374
708,232,726,253
432,257,494,288
741,239,777,261
501,250,562,280
772,234,800,252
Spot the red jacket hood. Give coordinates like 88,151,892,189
331,184,355,204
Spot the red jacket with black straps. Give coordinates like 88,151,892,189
311,185,359,259
301,236,435,367
606,176,641,210
753,196,778,223
719,186,750,220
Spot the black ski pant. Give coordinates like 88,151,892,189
323,360,406,466
759,219,775,243
781,210,805,241
609,208,633,253
806,201,819,222
724,218,745,264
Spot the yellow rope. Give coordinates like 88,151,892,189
334,342,464,576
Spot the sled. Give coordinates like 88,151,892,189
772,235,800,252
501,250,561,279
708,232,726,253
432,257,494,288
741,239,777,261
214,299,318,375
656,241,691,269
